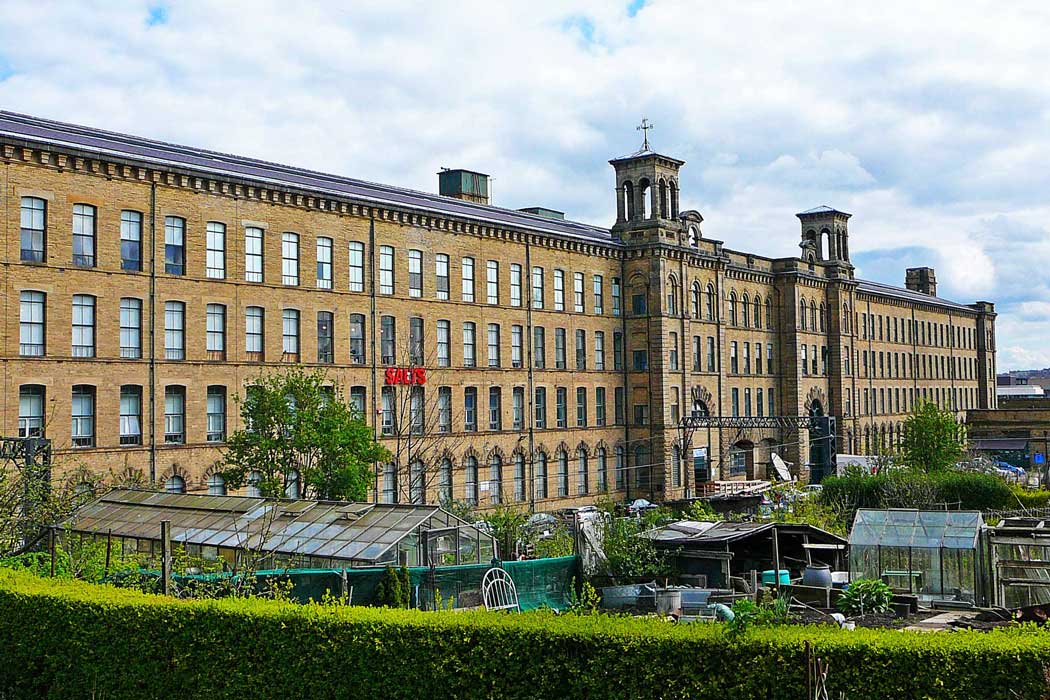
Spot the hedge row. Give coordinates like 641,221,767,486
821,469,1015,513
3,568,1050,699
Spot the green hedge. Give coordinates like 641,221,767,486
822,469,1014,516
3,568,1050,699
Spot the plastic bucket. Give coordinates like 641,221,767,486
761,569,790,586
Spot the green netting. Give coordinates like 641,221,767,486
163,556,579,610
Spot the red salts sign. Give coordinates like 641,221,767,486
384,367,427,386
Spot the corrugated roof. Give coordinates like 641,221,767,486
0,111,614,246
856,279,974,312
62,489,487,565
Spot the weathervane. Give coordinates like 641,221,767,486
637,118,654,151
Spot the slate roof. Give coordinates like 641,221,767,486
855,279,975,312
0,111,614,246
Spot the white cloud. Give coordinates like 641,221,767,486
2,0,1050,368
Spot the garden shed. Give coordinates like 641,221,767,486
60,489,496,571
848,509,988,606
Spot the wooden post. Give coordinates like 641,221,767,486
160,520,172,596
104,529,113,578
772,526,781,591
48,528,56,578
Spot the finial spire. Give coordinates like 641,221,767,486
636,118,654,151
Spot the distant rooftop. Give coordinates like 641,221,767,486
797,205,850,217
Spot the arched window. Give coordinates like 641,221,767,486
670,181,679,217
577,448,589,495
165,475,186,494
247,470,261,498
439,458,453,504
799,298,807,329
810,301,817,331
615,446,626,490
843,304,851,333
639,178,652,219
691,282,701,318
534,452,548,500
207,473,226,496
623,181,635,220
666,276,678,315
705,284,716,321
464,456,478,505
819,302,826,332
741,293,750,327
765,298,773,329
514,453,526,501
688,225,699,247
753,296,762,329
285,469,301,499
489,454,502,505
596,447,608,492
658,179,669,218
729,292,738,326
409,460,425,504
634,445,650,489
557,450,569,497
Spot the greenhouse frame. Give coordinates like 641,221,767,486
848,509,989,606
60,489,497,570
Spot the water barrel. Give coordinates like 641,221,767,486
802,564,832,588
761,569,790,586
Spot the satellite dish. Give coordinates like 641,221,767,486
771,453,793,482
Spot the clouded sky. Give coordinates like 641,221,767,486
1,1,1047,370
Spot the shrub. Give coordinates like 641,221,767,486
5,568,1050,699
1009,485,1050,510
837,578,893,616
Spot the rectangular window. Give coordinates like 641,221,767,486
207,386,227,442
595,331,605,370
744,388,752,417
573,272,585,313
206,304,226,358
757,388,764,417
71,385,95,447
72,295,96,358
464,387,477,431
463,322,477,367
487,260,499,304
615,387,625,425
801,344,809,375
730,341,739,374
669,332,679,371
381,316,396,364
633,350,648,371
119,385,142,446
614,332,624,370
20,197,46,263
245,227,264,282
612,277,622,316
555,328,566,369
767,342,774,374
743,342,750,374
731,388,740,417
554,269,565,311
19,386,45,438
706,337,716,372
409,317,424,365
317,237,333,289
755,343,763,374
632,291,647,315
206,222,226,279
489,387,502,431
575,329,587,369
349,313,365,364
19,291,46,357
72,204,96,268
282,233,300,285
437,320,450,367
511,325,523,368
510,264,522,306
435,253,449,300
245,307,264,358
407,249,423,297
595,387,606,426
379,246,394,294
692,336,701,371
282,309,300,357
120,210,142,271
768,388,775,417
535,387,547,429
118,299,142,359
318,312,334,363
634,403,649,426
513,387,525,430
532,266,544,309
163,386,186,444
556,387,568,428
593,275,604,314
461,257,475,302
487,323,501,367
438,387,452,433
348,241,364,292
165,217,185,275
381,386,396,436
576,387,587,427
534,327,546,369
811,344,818,375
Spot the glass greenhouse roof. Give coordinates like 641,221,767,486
62,489,486,564
849,509,983,550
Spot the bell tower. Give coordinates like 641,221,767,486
610,120,684,241
797,206,852,265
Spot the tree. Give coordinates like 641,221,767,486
219,369,389,501
899,401,966,473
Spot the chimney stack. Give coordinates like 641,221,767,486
905,267,937,296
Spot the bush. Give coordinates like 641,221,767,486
1009,485,1050,510
6,568,1050,699
837,578,893,616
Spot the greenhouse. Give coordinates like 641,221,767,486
848,509,988,606
60,489,496,570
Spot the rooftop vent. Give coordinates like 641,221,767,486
438,168,489,205
518,207,565,221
